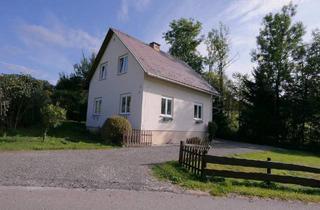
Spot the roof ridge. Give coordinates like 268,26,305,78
111,27,150,47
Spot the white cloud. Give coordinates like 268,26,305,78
221,0,304,23
117,0,151,21
0,61,52,82
19,21,101,52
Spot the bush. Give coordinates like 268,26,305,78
208,121,218,140
41,104,66,140
101,116,132,145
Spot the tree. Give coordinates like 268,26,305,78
203,71,239,138
205,22,234,111
0,88,9,135
240,4,305,144
205,22,230,73
41,104,66,140
73,53,96,89
287,29,320,147
53,53,95,121
163,18,203,73
0,74,53,129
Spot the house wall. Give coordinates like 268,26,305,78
141,76,212,144
86,34,144,130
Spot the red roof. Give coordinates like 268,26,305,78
90,28,217,95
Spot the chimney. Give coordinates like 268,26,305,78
149,42,160,51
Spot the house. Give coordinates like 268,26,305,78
86,28,218,145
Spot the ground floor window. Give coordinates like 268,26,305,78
94,98,102,114
161,97,173,117
194,103,202,120
120,94,131,114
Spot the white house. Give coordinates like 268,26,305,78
86,28,217,144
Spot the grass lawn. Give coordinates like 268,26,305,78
0,121,114,151
152,149,320,202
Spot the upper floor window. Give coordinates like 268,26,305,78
94,98,102,115
120,94,131,114
194,103,202,120
161,97,173,117
118,55,128,74
99,62,107,80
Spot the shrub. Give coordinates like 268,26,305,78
208,121,218,140
101,116,132,145
41,104,66,141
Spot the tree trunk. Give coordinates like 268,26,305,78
43,128,48,142
218,64,224,110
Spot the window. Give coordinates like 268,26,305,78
194,103,202,120
118,55,128,74
161,97,173,117
99,63,107,80
120,94,131,114
94,98,102,115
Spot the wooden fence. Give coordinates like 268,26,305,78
178,141,320,188
123,129,152,147
178,141,209,176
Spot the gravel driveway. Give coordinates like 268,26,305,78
0,140,270,191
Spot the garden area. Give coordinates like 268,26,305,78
0,121,113,151
152,149,320,203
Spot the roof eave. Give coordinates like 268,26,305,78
146,72,218,96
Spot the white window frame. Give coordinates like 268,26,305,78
118,54,128,74
93,97,102,115
99,62,107,80
120,94,131,115
160,96,173,117
194,103,203,120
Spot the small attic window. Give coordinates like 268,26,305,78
118,55,128,74
99,62,107,80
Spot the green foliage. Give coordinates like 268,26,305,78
41,104,66,140
53,53,95,121
163,18,203,73
207,121,217,140
101,116,132,145
205,22,230,110
238,4,320,150
0,74,53,129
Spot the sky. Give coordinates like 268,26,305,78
1,0,320,84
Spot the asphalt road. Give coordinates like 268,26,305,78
1,186,318,210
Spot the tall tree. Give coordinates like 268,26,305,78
163,18,203,73
53,53,95,121
73,53,96,89
288,29,320,146
240,4,305,144
205,22,230,109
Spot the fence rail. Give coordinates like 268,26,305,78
123,129,152,147
178,141,320,188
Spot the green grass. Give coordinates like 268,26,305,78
152,149,320,203
0,121,114,151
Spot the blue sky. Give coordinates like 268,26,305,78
1,0,319,84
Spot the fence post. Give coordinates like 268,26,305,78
201,150,208,178
266,157,271,185
179,141,184,164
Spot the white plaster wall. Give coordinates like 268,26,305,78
86,34,144,129
141,76,212,133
